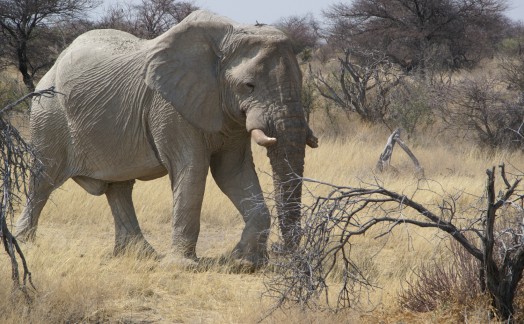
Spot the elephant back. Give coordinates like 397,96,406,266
59,29,145,62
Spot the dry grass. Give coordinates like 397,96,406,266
1,112,524,323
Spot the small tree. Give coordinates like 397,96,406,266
312,49,401,123
98,0,198,39
266,165,524,321
133,0,198,38
275,14,319,61
301,71,318,123
386,79,436,135
0,0,99,91
501,55,524,99
440,76,524,149
96,3,136,34
323,0,509,72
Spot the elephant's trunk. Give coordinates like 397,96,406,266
264,115,307,251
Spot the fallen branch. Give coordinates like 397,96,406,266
376,128,424,176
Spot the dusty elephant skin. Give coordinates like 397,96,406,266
15,10,318,267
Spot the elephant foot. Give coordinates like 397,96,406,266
171,238,199,261
113,236,157,258
231,241,268,270
228,257,261,273
160,253,199,270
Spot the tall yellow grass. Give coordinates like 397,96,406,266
1,114,523,323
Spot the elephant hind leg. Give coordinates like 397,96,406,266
15,173,59,241
105,180,155,256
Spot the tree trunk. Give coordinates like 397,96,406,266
485,273,521,321
17,43,35,92
483,168,524,321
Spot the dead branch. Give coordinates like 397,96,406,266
0,87,55,297
376,128,399,171
265,164,524,320
0,86,58,115
376,128,424,176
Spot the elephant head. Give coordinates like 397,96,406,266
143,11,318,252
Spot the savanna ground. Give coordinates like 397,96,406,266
1,70,524,322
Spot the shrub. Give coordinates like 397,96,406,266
439,76,524,150
399,241,483,312
386,79,436,135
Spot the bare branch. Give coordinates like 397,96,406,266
265,165,524,320
0,87,51,297
310,48,401,123
0,86,59,115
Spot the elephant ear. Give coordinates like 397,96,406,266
143,11,232,132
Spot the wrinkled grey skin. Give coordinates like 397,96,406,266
15,10,317,266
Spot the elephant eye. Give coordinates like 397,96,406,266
245,83,255,93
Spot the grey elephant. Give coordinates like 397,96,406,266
15,10,318,266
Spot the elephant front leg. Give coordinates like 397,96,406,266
170,165,208,261
105,180,155,256
210,147,271,267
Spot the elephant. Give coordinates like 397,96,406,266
15,10,318,266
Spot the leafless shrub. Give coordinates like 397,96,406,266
264,178,380,312
439,76,524,150
399,240,483,312
97,0,199,39
311,49,402,124
265,165,524,321
274,14,320,61
0,87,55,297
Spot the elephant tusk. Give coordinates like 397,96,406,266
251,129,277,147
